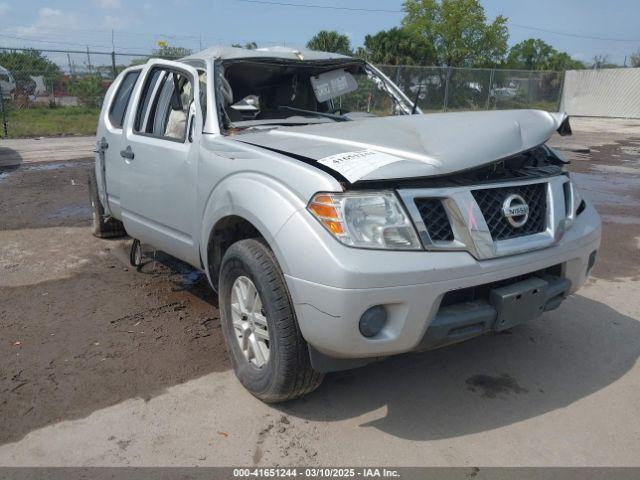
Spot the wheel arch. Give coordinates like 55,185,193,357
200,173,304,289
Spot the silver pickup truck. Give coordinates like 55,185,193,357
90,46,601,402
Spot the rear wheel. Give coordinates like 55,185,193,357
219,239,323,402
88,168,126,238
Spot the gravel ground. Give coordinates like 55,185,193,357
0,117,639,466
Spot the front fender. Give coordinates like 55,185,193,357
199,172,307,281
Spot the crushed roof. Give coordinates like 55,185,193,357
182,45,352,62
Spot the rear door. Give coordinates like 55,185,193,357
120,59,203,266
97,67,142,218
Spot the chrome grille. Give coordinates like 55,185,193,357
398,176,567,260
472,183,547,240
413,198,454,242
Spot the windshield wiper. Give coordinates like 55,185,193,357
277,106,351,122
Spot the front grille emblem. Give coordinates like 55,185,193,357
502,194,530,228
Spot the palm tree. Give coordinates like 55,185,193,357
306,31,352,56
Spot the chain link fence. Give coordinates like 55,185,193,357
0,47,564,138
378,65,564,113
0,47,182,137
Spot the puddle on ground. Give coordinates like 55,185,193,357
21,160,93,172
0,160,93,179
591,164,640,175
465,373,528,399
571,172,640,207
620,145,640,156
602,214,640,225
50,205,91,220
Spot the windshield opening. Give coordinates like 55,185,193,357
217,59,411,132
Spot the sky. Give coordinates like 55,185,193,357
0,0,639,67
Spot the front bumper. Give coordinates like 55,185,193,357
277,201,601,361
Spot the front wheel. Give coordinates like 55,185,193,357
219,239,323,402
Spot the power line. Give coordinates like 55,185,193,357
235,0,640,43
0,24,202,41
234,0,402,13
3,3,637,49
509,23,640,43
0,33,114,50
0,34,160,54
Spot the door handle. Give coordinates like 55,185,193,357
120,146,135,160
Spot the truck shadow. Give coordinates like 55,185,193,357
281,294,640,440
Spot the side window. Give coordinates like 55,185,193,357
108,70,140,129
134,67,194,142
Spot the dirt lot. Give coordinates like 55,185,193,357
0,117,639,466
0,159,228,444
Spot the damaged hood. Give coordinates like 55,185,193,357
237,109,568,183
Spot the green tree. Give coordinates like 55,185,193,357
360,27,435,65
547,52,585,71
402,0,508,67
631,49,640,68
306,30,352,56
0,49,61,93
68,75,103,108
507,39,585,70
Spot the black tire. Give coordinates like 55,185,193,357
219,239,324,402
88,168,126,238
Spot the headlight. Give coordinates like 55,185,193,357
307,191,422,250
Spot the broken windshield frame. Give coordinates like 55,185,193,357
216,58,414,132
277,105,351,122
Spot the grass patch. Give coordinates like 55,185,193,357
2,105,99,138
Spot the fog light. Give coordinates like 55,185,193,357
587,250,597,273
359,305,387,337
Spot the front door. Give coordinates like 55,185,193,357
120,59,203,266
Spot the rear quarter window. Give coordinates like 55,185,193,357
108,70,140,129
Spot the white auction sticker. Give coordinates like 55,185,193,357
317,149,402,182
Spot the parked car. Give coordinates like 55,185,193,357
491,86,518,99
90,46,601,402
0,65,16,100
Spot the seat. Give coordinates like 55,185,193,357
164,77,192,139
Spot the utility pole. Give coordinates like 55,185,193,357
0,90,8,137
67,53,75,80
86,46,93,73
443,67,451,112
486,68,495,110
111,30,117,79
